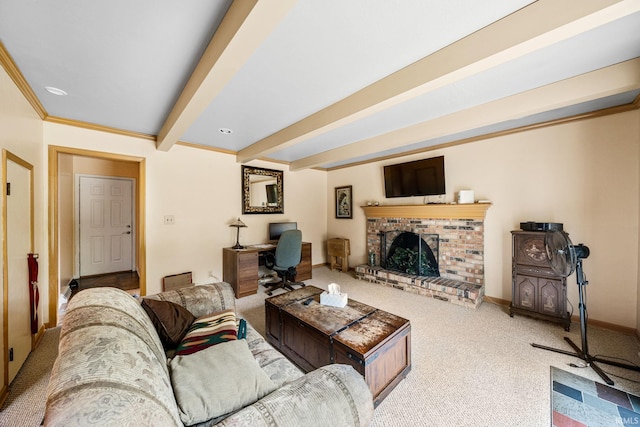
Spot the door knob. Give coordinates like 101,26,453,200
123,231,131,234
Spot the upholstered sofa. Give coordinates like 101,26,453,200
44,282,374,426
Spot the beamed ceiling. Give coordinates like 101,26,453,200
1,0,640,170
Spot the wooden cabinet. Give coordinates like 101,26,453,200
510,231,570,330
223,249,259,298
223,242,312,299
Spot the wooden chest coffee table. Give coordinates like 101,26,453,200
265,286,411,406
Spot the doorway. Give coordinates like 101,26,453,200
48,146,146,328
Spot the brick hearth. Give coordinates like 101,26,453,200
356,204,491,309
355,265,484,308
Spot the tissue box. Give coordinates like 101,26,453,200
320,291,348,308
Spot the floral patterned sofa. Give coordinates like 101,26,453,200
44,282,373,426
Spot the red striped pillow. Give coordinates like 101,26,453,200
174,309,237,356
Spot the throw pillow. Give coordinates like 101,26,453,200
170,339,277,425
141,298,196,350
174,309,237,356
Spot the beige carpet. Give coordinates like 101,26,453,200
237,267,640,427
0,326,59,427
2,267,639,426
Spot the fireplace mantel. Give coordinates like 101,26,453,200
361,203,491,220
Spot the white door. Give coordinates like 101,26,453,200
79,176,133,276
6,155,33,383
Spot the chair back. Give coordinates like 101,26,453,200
275,229,302,269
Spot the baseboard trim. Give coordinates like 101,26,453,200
31,324,45,350
484,295,638,337
0,385,7,409
484,296,510,306
317,262,355,272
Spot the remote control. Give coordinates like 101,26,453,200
303,298,313,306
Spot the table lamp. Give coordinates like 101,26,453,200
230,218,247,249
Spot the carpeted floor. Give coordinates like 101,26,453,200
2,266,640,426
0,326,59,427
237,267,640,427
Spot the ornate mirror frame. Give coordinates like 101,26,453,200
242,165,284,214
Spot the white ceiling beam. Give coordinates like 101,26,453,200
156,0,296,151
237,0,639,163
289,58,640,171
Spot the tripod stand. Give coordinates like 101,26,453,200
531,257,640,386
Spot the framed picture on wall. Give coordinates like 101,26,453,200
335,185,352,219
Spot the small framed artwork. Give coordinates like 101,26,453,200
335,185,353,219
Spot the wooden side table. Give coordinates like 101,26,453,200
327,238,350,272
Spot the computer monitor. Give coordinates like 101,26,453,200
268,222,297,241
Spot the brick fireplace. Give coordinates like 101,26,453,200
355,203,491,309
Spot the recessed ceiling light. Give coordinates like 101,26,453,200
218,128,233,135
45,86,68,96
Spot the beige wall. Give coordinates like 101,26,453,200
328,111,640,329
44,123,328,297
0,67,45,391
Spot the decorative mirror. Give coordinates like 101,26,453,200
242,166,284,214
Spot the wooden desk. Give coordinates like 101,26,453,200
223,242,312,298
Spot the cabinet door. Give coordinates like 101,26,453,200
514,233,548,268
237,252,259,296
514,274,537,311
538,278,563,317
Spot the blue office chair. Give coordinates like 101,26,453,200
263,229,305,296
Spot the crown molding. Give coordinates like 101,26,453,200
0,41,47,120
45,116,156,141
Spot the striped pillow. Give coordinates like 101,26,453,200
174,309,237,356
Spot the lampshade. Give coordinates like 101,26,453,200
229,218,247,228
230,218,247,249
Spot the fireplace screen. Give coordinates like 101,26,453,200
382,231,439,276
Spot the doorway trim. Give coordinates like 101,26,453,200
47,145,146,328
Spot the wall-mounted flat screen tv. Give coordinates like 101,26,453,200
383,156,445,198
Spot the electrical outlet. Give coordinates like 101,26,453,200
164,215,175,225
